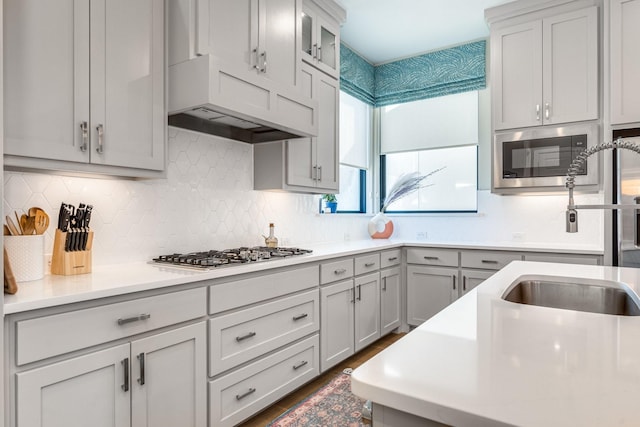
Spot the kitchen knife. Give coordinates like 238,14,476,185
83,205,93,250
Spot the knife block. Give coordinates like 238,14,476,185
51,229,94,275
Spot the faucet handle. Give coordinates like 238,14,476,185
566,209,578,233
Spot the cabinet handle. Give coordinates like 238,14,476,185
252,48,260,71
463,276,467,291
137,353,145,386
545,103,550,120
117,313,151,326
293,360,308,370
261,51,267,73
236,388,256,401
350,287,355,303
452,275,456,290
364,262,375,267
317,46,322,61
317,165,322,181
236,331,257,342
121,358,129,392
312,165,318,181
292,313,308,321
536,104,541,121
481,260,499,264
80,121,88,152
313,43,318,59
388,256,398,261
382,277,387,291
95,124,104,154
423,256,439,260
357,284,362,301
334,268,347,275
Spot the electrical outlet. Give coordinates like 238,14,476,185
416,232,428,241
512,232,525,241
344,233,351,241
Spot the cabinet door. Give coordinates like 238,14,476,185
91,0,165,170
287,65,317,187
492,20,543,130
4,0,90,163
320,279,355,372
542,7,598,125
611,0,640,125
314,72,340,191
460,269,494,296
16,344,130,427
354,272,381,352
406,266,457,326
380,267,401,335
259,0,298,88
131,323,206,427
315,13,339,78
209,0,256,75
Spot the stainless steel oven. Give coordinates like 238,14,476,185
493,123,600,192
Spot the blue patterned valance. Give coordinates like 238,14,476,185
340,40,486,107
340,44,375,105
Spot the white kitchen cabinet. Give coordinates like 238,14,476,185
16,344,130,427
4,0,165,176
354,272,381,351
301,0,340,79
523,252,601,265
254,62,339,192
491,6,598,130
16,322,206,427
380,266,401,335
406,265,457,327
610,0,640,125
320,279,355,371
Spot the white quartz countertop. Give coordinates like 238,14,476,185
351,261,640,427
4,240,603,314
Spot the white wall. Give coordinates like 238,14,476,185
2,127,603,267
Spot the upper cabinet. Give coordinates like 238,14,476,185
301,1,340,79
610,0,640,125
490,6,598,130
4,0,166,177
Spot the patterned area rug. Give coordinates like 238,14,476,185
267,370,367,427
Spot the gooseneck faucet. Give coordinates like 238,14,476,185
566,137,640,233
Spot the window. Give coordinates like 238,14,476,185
380,91,478,213
337,91,371,213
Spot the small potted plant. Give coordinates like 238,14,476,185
322,194,338,213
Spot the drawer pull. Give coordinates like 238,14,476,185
452,276,456,290
423,256,439,260
364,262,376,267
117,313,151,326
137,353,145,386
121,358,129,392
463,276,467,291
236,331,257,342
387,256,398,261
357,284,362,301
334,268,347,275
236,387,256,400
481,260,499,264
293,360,308,370
292,313,308,321
382,277,387,291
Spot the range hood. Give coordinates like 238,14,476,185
168,54,318,143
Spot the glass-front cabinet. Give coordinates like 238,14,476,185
301,1,339,78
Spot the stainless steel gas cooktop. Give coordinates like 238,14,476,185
151,246,312,270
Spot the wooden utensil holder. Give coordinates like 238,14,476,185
51,229,93,275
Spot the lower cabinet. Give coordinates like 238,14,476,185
406,265,457,327
354,272,381,352
16,322,207,427
460,269,495,296
380,266,401,335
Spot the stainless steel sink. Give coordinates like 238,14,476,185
502,278,640,316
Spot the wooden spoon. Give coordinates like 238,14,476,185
22,216,35,235
28,207,49,235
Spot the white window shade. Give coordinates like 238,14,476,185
380,91,479,154
340,91,370,169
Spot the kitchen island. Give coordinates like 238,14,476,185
351,261,640,427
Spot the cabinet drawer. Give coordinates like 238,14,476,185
209,335,319,427
380,249,401,268
209,289,319,376
355,253,380,275
523,253,600,265
210,265,319,314
16,287,207,366
320,258,354,284
461,251,522,270
406,248,458,267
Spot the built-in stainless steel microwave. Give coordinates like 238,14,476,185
493,123,600,193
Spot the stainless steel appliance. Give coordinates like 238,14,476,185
493,123,600,193
151,246,312,270
613,129,640,267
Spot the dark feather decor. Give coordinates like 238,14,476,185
381,167,445,212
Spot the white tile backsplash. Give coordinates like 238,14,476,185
3,128,604,267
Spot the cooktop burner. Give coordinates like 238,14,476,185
151,246,312,270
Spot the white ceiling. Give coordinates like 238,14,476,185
337,0,514,65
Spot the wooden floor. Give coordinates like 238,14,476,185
238,332,406,427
